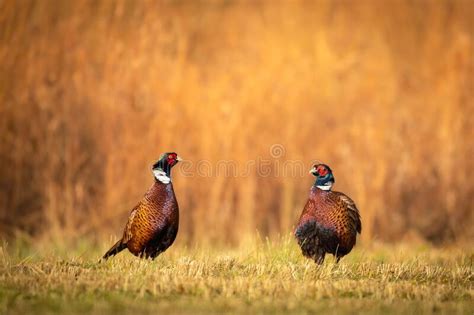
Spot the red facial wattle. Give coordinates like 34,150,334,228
317,166,328,176
168,155,177,166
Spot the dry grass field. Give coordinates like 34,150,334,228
1,238,473,315
1,0,473,246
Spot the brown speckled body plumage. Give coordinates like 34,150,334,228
295,186,361,264
125,182,179,258
103,181,179,259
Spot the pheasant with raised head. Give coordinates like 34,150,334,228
102,152,182,260
295,164,361,264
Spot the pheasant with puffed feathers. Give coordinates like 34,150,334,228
295,163,361,264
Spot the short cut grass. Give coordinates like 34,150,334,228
0,238,472,315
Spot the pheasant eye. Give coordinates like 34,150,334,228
168,155,173,159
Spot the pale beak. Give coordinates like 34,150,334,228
309,166,317,174
176,156,183,162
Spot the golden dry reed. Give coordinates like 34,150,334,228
0,0,473,246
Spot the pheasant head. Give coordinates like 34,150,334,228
309,163,335,191
152,152,182,184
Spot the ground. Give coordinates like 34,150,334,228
0,238,472,314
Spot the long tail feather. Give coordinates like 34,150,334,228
101,239,126,261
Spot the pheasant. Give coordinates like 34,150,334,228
102,152,182,260
295,163,361,264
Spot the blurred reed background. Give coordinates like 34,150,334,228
0,0,472,247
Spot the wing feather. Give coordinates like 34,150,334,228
338,194,362,234
123,205,139,243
